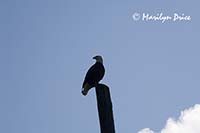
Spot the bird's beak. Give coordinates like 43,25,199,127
93,56,96,59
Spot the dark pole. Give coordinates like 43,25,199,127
95,84,115,133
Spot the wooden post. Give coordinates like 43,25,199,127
95,84,115,133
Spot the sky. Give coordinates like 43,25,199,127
0,0,200,133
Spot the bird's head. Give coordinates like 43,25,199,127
93,55,103,63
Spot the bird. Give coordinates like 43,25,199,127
82,55,105,96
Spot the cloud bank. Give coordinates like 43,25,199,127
138,104,200,133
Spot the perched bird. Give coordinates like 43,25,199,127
82,55,105,96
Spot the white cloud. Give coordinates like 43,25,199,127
138,128,155,133
138,104,200,133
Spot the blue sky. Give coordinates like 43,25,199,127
0,0,200,133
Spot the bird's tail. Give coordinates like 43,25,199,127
81,83,92,96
